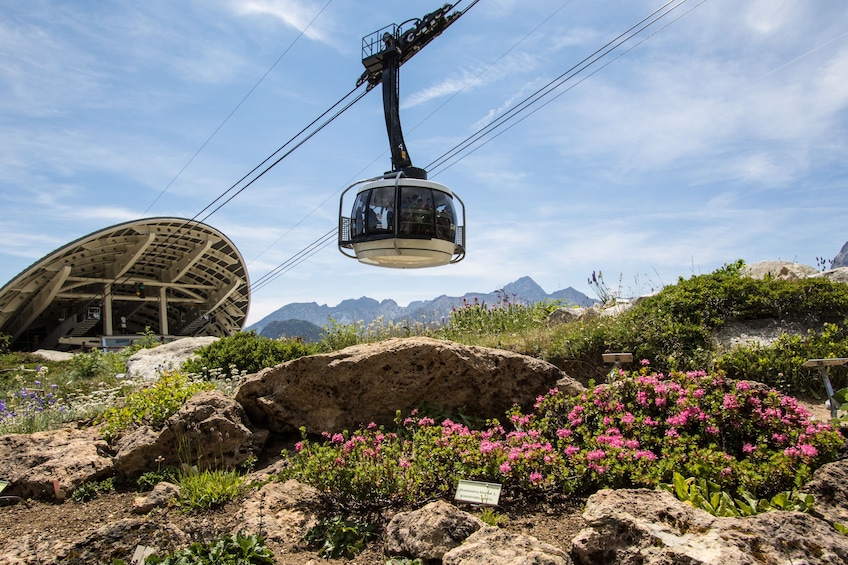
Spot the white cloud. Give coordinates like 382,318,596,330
404,51,541,109
231,0,338,46
743,0,797,35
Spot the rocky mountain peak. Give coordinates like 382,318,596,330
248,276,595,337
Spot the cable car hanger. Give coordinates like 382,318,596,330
339,2,475,268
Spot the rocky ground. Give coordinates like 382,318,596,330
0,448,588,564
1,397,840,565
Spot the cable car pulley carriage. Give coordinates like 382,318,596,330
339,2,469,268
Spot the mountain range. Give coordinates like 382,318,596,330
247,276,596,340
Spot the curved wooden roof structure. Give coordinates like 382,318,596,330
0,218,250,350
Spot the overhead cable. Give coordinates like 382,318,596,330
248,0,701,293
144,0,336,214
425,0,693,175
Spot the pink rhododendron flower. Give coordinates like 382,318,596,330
499,462,511,474
799,444,818,457
530,472,544,484
587,449,606,461
722,394,739,410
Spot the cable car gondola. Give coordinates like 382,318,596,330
338,3,468,268
339,171,465,268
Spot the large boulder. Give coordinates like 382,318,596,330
812,266,848,285
385,500,485,561
125,336,217,380
114,390,267,476
234,337,583,434
740,260,818,281
571,488,848,564
0,427,113,499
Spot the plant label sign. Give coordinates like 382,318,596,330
455,480,502,506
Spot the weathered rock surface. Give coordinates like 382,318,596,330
114,390,267,476
235,337,583,433
741,260,819,281
443,527,570,565
384,500,485,561
712,318,811,351
236,480,324,547
54,518,188,564
132,481,180,514
547,307,585,325
802,458,848,527
571,488,848,564
832,241,848,269
813,266,848,285
32,349,74,362
125,336,217,380
0,427,113,499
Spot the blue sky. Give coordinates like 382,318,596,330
2,0,848,326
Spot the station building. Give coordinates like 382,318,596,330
0,218,250,351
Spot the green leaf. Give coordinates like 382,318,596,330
734,497,755,516
672,472,690,501
770,492,790,510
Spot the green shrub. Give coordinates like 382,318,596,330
144,532,274,564
317,319,368,351
65,348,125,382
303,515,376,559
717,323,848,394
97,372,214,441
635,261,848,329
832,386,848,425
659,471,816,517
71,477,115,502
182,331,318,378
439,291,559,342
281,368,842,511
175,467,244,512
125,326,162,354
546,262,848,381
478,506,508,527
136,466,179,491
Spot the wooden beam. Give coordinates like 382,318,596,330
105,232,157,280
7,266,72,340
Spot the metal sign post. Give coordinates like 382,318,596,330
802,358,848,419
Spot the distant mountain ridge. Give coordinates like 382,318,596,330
247,276,595,338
